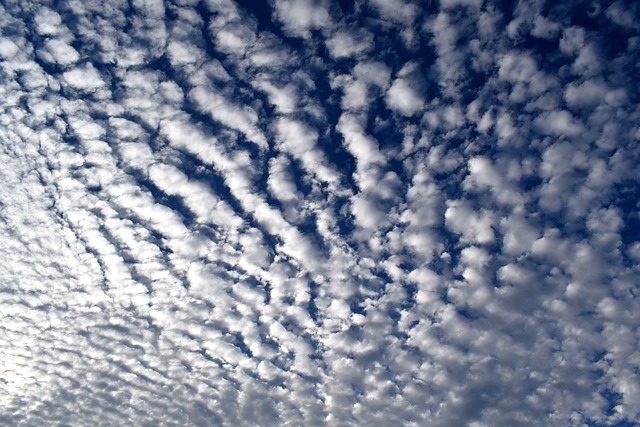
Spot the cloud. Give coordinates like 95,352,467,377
531,15,561,39
189,86,268,149
498,52,555,100
61,63,106,91
33,6,65,36
565,79,609,108
0,37,21,60
386,77,424,116
325,29,373,59
353,61,391,89
463,156,525,207
2,0,640,426
272,0,331,38
368,0,418,24
606,1,640,30
167,40,204,65
275,118,340,186
37,38,81,66
337,114,385,169
445,200,496,245
535,110,585,137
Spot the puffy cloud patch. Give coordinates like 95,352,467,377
272,0,331,38
37,39,81,66
445,200,496,245
0,37,21,59
61,63,106,91
386,77,424,116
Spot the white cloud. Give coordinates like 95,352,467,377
427,11,465,97
463,156,524,207
498,52,555,100
275,118,341,187
571,43,602,77
560,26,585,55
272,0,331,38
33,7,64,35
368,0,418,24
326,30,373,58
38,38,81,66
209,9,258,57
531,15,560,39
61,64,106,91
386,77,424,116
0,37,20,59
440,0,482,9
351,194,387,230
535,110,585,137
445,200,495,244
337,114,385,168
132,0,165,19
500,213,540,255
606,1,640,30
565,79,609,108
166,40,204,65
2,1,640,425
267,155,300,203
254,79,298,113
336,75,369,111
275,117,318,155
353,61,391,89
189,86,267,149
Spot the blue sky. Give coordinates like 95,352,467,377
1,0,639,425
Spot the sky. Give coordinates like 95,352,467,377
1,0,639,425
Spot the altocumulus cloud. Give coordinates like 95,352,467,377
1,0,640,426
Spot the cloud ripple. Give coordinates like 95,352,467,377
1,0,639,426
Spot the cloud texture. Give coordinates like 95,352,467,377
1,0,639,425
